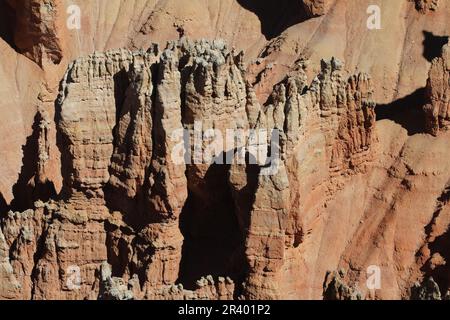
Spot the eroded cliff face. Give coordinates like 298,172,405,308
301,0,332,17
411,0,440,13
0,0,450,300
0,36,376,300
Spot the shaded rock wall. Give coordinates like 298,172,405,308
0,0,450,301
424,41,450,135
0,38,377,299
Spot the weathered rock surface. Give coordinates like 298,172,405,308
411,0,440,13
1,0,450,301
323,270,363,300
301,0,331,17
424,40,450,135
230,57,375,299
0,36,378,299
0,227,21,299
4,0,65,66
411,277,442,300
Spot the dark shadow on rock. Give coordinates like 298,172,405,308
0,0,18,52
424,228,450,296
423,31,449,62
177,163,242,290
236,0,311,40
10,112,56,212
0,192,7,217
104,65,156,229
177,150,257,291
375,87,427,135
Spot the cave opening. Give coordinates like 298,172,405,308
177,163,246,291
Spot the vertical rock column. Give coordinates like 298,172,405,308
242,167,290,299
424,41,450,136
140,46,188,290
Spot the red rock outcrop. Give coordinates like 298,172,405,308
0,200,108,299
1,36,376,299
1,0,450,301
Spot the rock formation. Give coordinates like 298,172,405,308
301,0,331,17
0,227,21,299
424,40,450,136
0,0,450,301
411,0,440,13
411,277,442,300
0,36,376,300
323,270,363,300
4,0,65,66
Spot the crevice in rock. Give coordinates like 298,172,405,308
104,68,137,221
133,235,155,289
425,229,450,295
104,221,131,278
179,61,193,125
55,81,73,201
375,87,427,135
103,61,159,283
9,112,57,212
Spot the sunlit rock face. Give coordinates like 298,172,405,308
0,0,450,300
